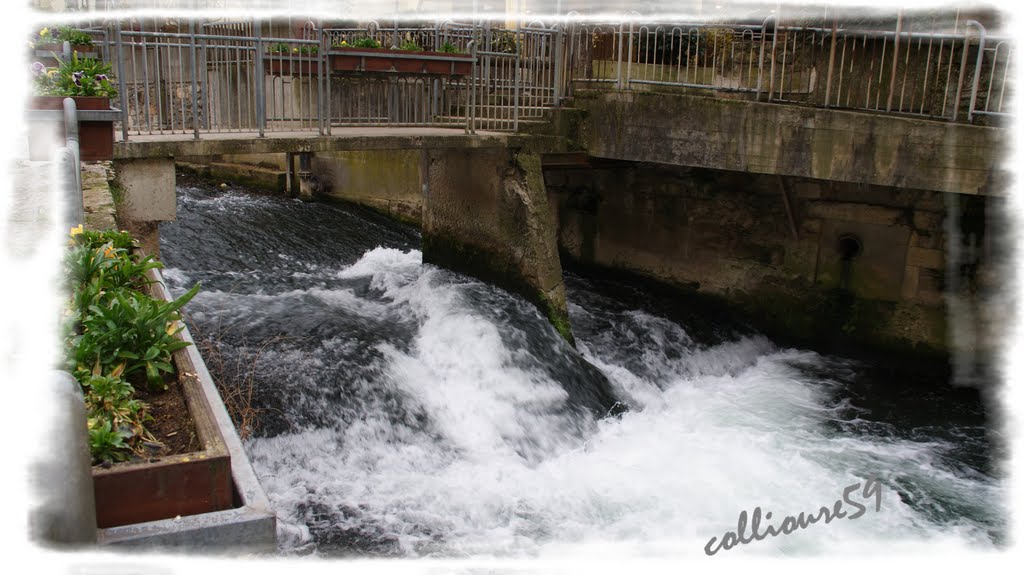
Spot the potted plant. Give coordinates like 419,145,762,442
28,51,117,161
32,26,97,65
263,41,321,76
330,36,473,76
64,228,235,529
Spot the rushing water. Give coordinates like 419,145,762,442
159,179,1006,559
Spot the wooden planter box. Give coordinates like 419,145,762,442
330,48,473,76
263,55,321,76
28,96,114,161
90,264,235,529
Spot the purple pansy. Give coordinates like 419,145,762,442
96,74,108,82
31,61,45,76
73,71,83,87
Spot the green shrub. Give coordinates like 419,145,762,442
64,226,200,464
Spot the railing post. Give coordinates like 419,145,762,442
824,17,837,106
63,39,71,62
616,21,624,89
254,18,266,137
967,21,987,123
514,46,520,132
114,20,129,141
325,24,332,136
318,23,326,135
189,19,200,139
62,98,83,227
625,19,634,90
553,23,563,103
756,15,774,100
467,39,476,134
768,16,779,101
886,10,903,112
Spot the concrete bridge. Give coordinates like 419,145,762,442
71,11,1010,362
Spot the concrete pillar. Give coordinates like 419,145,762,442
110,158,177,258
297,152,318,200
29,371,96,546
421,148,573,343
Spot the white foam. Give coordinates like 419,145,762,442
241,248,1005,559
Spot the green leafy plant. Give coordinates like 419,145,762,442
268,42,318,55
88,419,133,465
440,42,461,54
31,51,117,98
399,40,423,51
63,226,201,463
350,37,382,49
267,41,291,54
31,26,94,48
490,29,518,54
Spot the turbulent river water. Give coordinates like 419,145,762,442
159,179,1006,559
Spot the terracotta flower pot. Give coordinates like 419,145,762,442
28,96,114,162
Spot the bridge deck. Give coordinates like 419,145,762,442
113,128,542,160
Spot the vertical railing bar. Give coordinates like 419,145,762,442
942,38,955,118
115,21,129,141
921,35,934,115
190,19,200,139
953,23,972,120
254,19,265,137
177,34,186,132
996,48,1011,112
318,24,325,135
886,10,902,112
141,30,153,134
825,19,837,105
966,21,986,123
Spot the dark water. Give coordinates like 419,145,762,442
160,179,1006,558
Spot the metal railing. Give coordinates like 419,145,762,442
60,98,85,229
565,17,1013,123
52,14,1010,146
94,19,578,139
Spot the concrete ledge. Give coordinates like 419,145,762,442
576,89,1009,196
113,129,561,160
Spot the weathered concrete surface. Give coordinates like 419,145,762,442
110,158,177,222
422,148,572,342
313,150,423,225
109,158,177,257
112,128,561,160
178,160,287,194
575,90,1009,196
545,159,1004,357
82,162,117,231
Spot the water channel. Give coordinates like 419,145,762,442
159,178,1006,558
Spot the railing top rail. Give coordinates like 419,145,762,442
114,29,320,45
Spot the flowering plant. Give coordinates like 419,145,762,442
31,26,94,49
31,51,117,98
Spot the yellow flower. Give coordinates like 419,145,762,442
39,27,49,37
292,47,299,52
103,246,115,258
69,224,83,236
166,322,177,336
340,40,349,46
